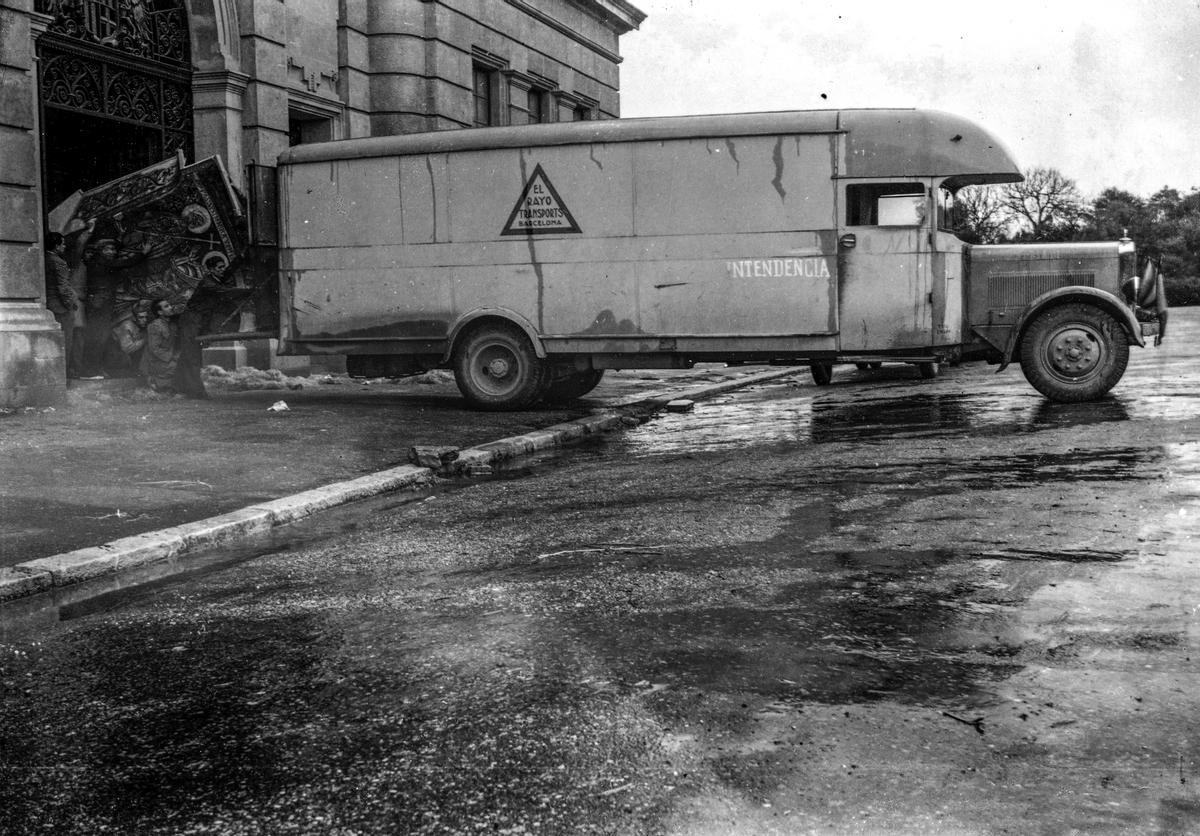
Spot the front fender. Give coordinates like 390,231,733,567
444,308,547,362
997,287,1144,371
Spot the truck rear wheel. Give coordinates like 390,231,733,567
541,369,605,403
810,361,833,386
453,323,546,410
1019,303,1129,402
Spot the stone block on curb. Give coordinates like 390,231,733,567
14,530,181,586
15,549,115,587
409,446,459,468
446,414,626,476
251,466,432,524
581,415,626,434
0,567,53,601
104,532,188,569
251,487,353,525
666,399,695,413
447,449,495,475
553,424,586,443
168,508,277,549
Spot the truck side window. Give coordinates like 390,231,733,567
846,182,926,226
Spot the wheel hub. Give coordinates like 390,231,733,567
485,357,511,378
1049,328,1100,376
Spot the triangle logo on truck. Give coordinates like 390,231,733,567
501,164,581,236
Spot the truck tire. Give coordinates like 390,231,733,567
541,369,605,403
810,361,833,386
1019,303,1129,402
917,361,939,379
453,322,546,410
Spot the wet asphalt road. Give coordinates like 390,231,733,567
3,311,1200,835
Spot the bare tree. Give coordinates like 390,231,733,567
951,185,1009,244
1002,167,1087,241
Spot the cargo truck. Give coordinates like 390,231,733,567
271,108,1167,409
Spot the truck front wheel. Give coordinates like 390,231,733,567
1019,303,1129,402
453,323,546,410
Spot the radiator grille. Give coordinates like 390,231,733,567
987,271,1095,308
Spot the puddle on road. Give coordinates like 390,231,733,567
944,446,1162,489
616,379,1149,459
556,541,1028,710
1139,440,1200,550
972,547,1127,563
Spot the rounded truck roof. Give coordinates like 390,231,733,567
279,108,1022,187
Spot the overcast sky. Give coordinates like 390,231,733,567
619,0,1200,198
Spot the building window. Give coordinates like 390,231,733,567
527,88,545,124
513,87,548,125
289,112,334,146
556,91,598,123
473,65,496,126
506,76,531,125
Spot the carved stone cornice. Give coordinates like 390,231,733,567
502,0,625,63
192,69,251,96
191,69,250,110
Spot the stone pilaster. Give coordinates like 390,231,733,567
192,70,250,188
0,4,64,406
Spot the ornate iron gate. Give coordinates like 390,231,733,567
36,1,192,206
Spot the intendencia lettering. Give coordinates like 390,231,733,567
726,258,832,279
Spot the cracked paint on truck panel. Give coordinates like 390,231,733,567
515,150,547,331
772,137,786,202
725,138,740,173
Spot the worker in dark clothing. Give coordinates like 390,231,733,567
171,269,225,399
79,237,150,378
111,300,152,378
44,232,80,376
144,299,181,395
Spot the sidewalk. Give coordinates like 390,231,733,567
0,364,800,600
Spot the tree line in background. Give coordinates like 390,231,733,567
954,168,1200,305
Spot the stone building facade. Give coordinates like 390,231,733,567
0,0,645,406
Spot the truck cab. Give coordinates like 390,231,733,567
827,111,1165,401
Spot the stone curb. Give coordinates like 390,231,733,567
1,467,435,601
446,367,801,473
0,366,801,602
606,366,802,409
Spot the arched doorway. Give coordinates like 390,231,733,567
35,0,193,210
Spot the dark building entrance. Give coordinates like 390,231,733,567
36,0,193,210
41,108,163,208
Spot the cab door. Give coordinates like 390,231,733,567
930,186,966,346
836,180,933,351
